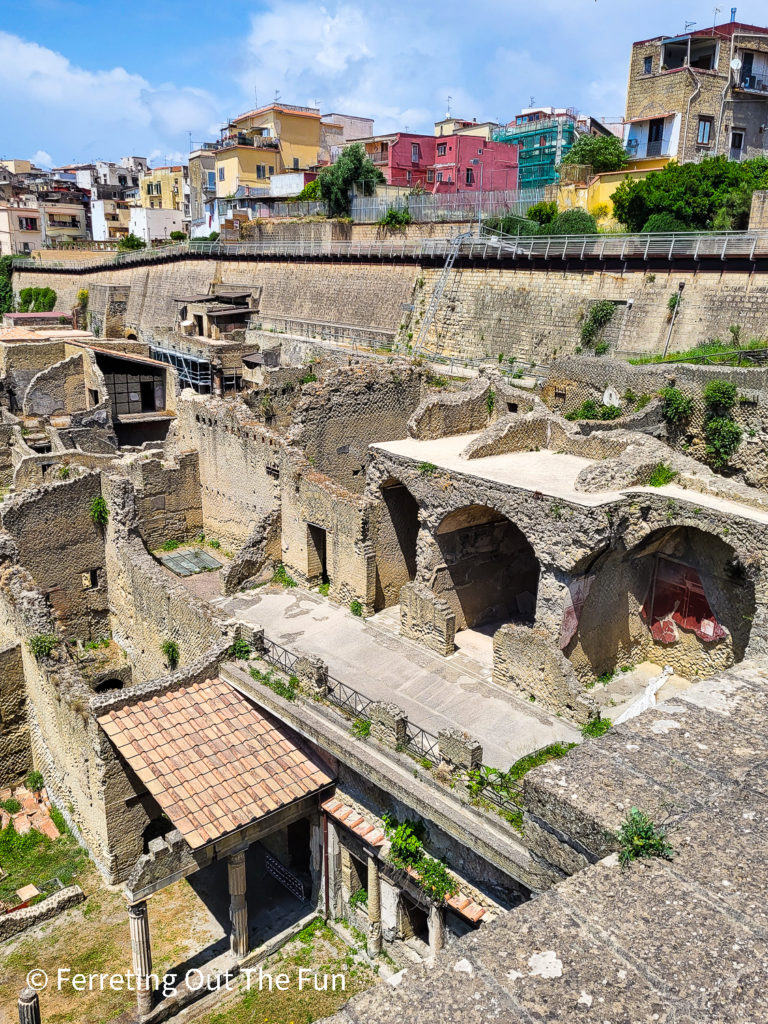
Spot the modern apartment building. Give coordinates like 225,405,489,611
139,165,190,225
624,17,768,165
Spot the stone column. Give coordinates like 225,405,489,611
428,903,445,959
366,852,382,957
228,850,249,959
18,988,41,1024
128,900,153,1017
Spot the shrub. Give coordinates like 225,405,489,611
594,341,609,355
317,582,330,596
89,496,109,526
117,233,146,251
160,538,180,551
419,461,438,476
667,292,682,316
318,142,385,217
18,287,57,312
580,300,616,347
26,771,44,793
703,379,738,415
76,289,88,311
1,798,21,814
348,887,368,911
641,212,690,233
169,230,187,241
415,857,459,903
57,464,71,480
581,717,612,738
28,634,58,659
161,639,180,670
351,718,371,738
208,539,221,549
546,208,598,236
565,399,621,421
485,388,496,415
648,462,677,487
228,638,252,660
378,206,412,229
659,387,693,426
561,133,629,173
615,807,674,867
525,200,558,226
271,562,297,587
704,416,742,468
350,599,363,617
299,371,317,384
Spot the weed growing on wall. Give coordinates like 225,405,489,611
615,808,675,867
418,462,438,476
351,718,371,738
350,600,363,617
659,387,693,426
250,665,297,701
271,563,297,587
89,496,109,527
160,639,180,670
348,887,368,911
703,379,742,468
28,634,58,659
582,717,612,738
565,400,621,421
228,639,252,660
648,463,677,487
580,300,616,347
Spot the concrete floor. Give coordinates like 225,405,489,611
214,587,580,768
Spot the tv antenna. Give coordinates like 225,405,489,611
684,20,697,31
274,89,281,103
712,6,721,30
446,95,452,116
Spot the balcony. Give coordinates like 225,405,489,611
736,73,768,94
625,139,670,160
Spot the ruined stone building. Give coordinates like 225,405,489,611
3,227,768,1022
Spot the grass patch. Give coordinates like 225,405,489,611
250,665,296,701
418,461,438,476
582,717,612,738
351,718,371,738
228,638,251,660
0,823,88,905
629,336,765,366
160,538,180,551
317,582,330,596
506,742,578,781
349,599,363,617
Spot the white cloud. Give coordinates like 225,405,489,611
0,32,222,164
31,150,52,168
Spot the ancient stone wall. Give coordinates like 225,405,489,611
22,353,87,417
0,340,67,408
121,452,203,549
0,474,109,640
102,475,225,682
87,283,131,339
288,363,424,492
0,642,30,786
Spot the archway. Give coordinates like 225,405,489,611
569,525,755,680
93,677,124,694
374,479,420,611
433,505,539,631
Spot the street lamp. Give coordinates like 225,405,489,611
471,158,483,231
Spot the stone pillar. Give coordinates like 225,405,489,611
366,853,382,957
294,655,329,697
18,988,41,1024
228,850,249,959
437,728,482,775
128,900,153,1018
428,903,446,959
369,702,408,749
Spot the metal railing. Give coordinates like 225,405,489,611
252,314,395,350
13,229,768,272
258,633,443,765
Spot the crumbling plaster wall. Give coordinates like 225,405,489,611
22,353,87,417
0,340,67,409
120,451,203,549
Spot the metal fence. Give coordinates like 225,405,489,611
14,228,768,273
350,188,547,224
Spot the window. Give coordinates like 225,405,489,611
146,183,153,195
18,217,38,231
218,167,225,180
465,167,474,185
268,165,274,175
132,176,139,186
256,165,266,179
437,171,443,182
293,157,299,170
697,116,713,145
427,169,434,182
411,143,419,162
118,175,127,186
82,569,99,590
643,55,653,74
406,170,412,183
207,171,216,189
437,143,447,157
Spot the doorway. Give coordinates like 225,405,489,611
399,893,429,944
140,381,157,412
647,118,664,157
307,524,329,586
730,130,744,162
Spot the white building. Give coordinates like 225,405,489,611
129,207,184,244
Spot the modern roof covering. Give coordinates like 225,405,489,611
98,677,334,849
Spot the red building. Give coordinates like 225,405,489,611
351,131,518,193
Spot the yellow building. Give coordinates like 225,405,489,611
554,162,668,225
212,103,323,197
138,166,190,221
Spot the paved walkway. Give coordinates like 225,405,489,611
213,587,579,768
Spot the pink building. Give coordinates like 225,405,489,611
432,135,518,193
351,131,518,193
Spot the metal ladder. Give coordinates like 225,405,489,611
413,231,472,356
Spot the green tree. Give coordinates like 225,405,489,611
118,233,147,251
526,200,558,225
545,208,598,235
318,143,385,217
169,230,187,241
641,212,691,233
611,156,768,231
296,178,322,201
0,255,15,315
561,133,629,173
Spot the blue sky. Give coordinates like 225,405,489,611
1,0,766,167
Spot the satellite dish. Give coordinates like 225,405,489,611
731,58,742,70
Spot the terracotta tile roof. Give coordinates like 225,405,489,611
99,678,334,849
321,797,488,924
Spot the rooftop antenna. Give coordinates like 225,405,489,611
274,89,281,103
712,6,721,30
684,20,697,31
187,131,192,152
446,95,452,117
